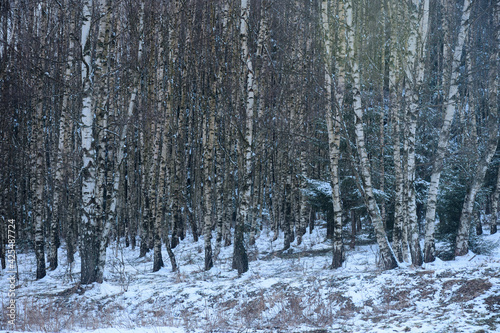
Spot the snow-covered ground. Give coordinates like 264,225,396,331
1,221,499,333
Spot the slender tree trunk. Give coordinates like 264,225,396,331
353,70,398,269
283,155,293,251
151,119,164,272
423,0,472,263
352,49,398,270
94,0,113,284
233,0,252,275
321,0,344,269
488,2,499,235
139,106,150,258
248,1,269,246
50,4,77,271
80,0,100,284
297,108,309,246
455,130,499,256
34,102,46,280
107,0,144,256
392,105,404,262
214,0,229,258
158,114,177,272
203,68,216,272
149,99,163,271
455,28,499,254
389,3,405,260
491,165,500,235
401,0,430,267
170,0,185,249
33,2,49,280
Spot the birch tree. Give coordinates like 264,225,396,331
455,122,499,256
80,0,113,284
107,0,144,261
321,0,344,268
488,0,500,236
50,1,77,271
401,0,430,267
455,0,499,254
203,26,216,271
80,0,98,284
388,0,406,262
94,0,113,284
351,0,398,270
491,165,500,235
233,0,252,275
249,0,269,246
423,0,472,263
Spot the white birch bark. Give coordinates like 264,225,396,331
321,0,343,268
455,0,499,253
423,0,472,262
80,0,112,284
491,165,500,235
233,0,251,274
392,104,405,262
150,119,163,272
32,1,48,280
171,0,187,248
80,0,99,284
353,57,398,270
350,0,397,268
455,128,499,256
159,127,178,271
489,1,500,236
34,95,46,280
249,1,268,246
107,0,144,253
401,0,430,267
214,0,230,260
51,2,78,271
387,0,405,262
93,0,113,284
34,125,46,280
150,12,167,273
298,109,309,246
203,77,216,271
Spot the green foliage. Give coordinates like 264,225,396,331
469,230,499,256
304,179,333,212
304,179,334,234
436,182,467,238
434,233,456,261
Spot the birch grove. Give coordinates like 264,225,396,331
0,0,499,282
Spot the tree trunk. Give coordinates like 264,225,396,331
401,0,430,267
80,0,99,284
353,57,398,270
455,131,499,256
321,0,344,269
392,106,404,262
50,4,77,271
33,2,49,280
249,1,268,247
455,38,499,255
108,0,144,259
423,0,472,263
491,165,500,235
34,104,46,280
488,2,499,236
203,71,216,272
94,0,113,284
233,0,252,275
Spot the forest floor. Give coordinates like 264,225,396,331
1,220,500,333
